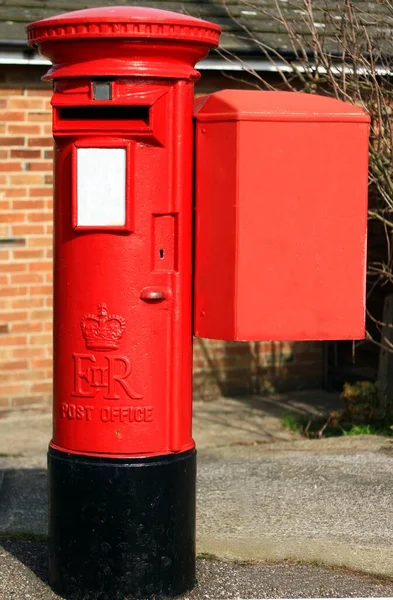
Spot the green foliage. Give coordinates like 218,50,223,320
281,381,393,439
342,424,380,436
281,414,304,432
341,381,393,426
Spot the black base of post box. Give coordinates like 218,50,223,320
48,447,196,600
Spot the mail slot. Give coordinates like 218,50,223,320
194,90,370,341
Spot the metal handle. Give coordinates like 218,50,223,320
140,287,167,302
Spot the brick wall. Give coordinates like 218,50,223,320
0,66,324,409
0,67,53,408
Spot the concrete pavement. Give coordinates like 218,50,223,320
3,541,393,599
1,390,393,598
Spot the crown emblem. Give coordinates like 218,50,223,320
81,303,125,351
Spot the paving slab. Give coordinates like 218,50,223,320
2,539,393,600
197,448,393,577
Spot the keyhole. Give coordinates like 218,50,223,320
159,249,165,259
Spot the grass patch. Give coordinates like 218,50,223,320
282,414,393,439
281,414,305,433
342,423,391,436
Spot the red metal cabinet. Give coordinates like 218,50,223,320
194,90,370,341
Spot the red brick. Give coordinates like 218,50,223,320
0,111,25,122
26,89,51,97
0,360,28,371
26,161,52,172
31,358,53,369
29,261,52,272
0,286,28,297
31,309,52,320
12,297,45,309
0,324,9,334
0,384,27,396
0,162,22,172
0,150,9,159
0,311,28,321
1,188,27,198
13,347,46,359
8,124,41,135
0,263,25,273
1,213,25,223
12,321,44,333
11,273,44,284
28,137,53,147
0,137,24,146
27,236,51,247
28,212,52,222
30,285,52,296
44,150,54,159
13,249,44,260
0,250,10,261
0,335,28,346
31,382,52,394
12,200,45,210
8,98,44,110
10,174,43,185
0,370,46,383
29,112,51,122
12,225,44,236
1,88,24,96
30,334,52,346
11,149,41,159
11,396,50,407
29,187,52,197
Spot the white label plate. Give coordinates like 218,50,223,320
77,148,126,227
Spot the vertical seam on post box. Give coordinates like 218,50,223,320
234,119,240,340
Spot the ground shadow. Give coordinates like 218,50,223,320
0,468,49,589
1,535,49,584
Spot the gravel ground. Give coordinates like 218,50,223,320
2,538,393,600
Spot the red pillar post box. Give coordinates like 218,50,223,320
26,8,220,599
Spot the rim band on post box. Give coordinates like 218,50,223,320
26,7,220,599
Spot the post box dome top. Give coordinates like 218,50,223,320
26,6,221,47
26,6,221,80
